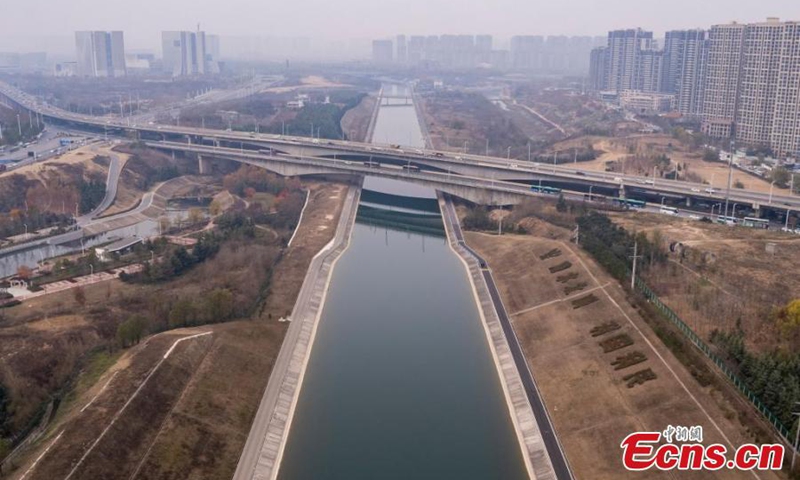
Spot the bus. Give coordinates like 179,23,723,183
742,217,770,229
611,198,647,209
659,205,679,216
531,185,562,195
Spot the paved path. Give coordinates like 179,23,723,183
233,184,361,480
439,193,572,480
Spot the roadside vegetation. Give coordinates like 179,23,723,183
0,105,43,147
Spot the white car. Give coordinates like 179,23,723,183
705,188,716,194
691,187,700,193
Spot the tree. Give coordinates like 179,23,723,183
116,314,147,348
73,286,86,307
771,167,791,189
203,289,234,322
556,194,568,212
702,148,719,162
188,207,204,225
16,265,32,281
169,298,197,328
733,179,745,189
777,299,800,335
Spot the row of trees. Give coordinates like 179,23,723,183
576,211,666,282
0,210,73,241
711,329,800,431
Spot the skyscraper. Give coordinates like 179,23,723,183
396,35,407,64
701,23,745,138
662,30,708,115
371,40,393,64
605,29,654,92
589,46,608,91
75,31,126,77
701,18,800,157
162,31,208,76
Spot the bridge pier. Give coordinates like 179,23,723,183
685,196,692,207
198,154,211,174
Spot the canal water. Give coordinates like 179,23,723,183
277,84,528,479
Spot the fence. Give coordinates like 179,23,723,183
633,276,795,445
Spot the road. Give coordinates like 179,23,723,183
77,146,124,225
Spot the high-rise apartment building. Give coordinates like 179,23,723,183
662,30,708,115
162,31,210,76
589,46,608,91
771,22,800,158
75,31,126,77
701,18,800,157
701,23,746,138
605,29,655,92
396,35,407,64
638,49,664,93
371,40,393,64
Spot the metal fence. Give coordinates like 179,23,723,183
633,276,794,445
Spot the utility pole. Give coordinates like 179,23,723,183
17,113,21,136
724,139,734,219
485,138,489,157
630,241,642,291
528,141,531,162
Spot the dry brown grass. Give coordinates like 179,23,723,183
610,211,800,352
465,232,779,480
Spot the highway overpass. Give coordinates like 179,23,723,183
1,79,798,213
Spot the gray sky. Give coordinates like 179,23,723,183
1,0,797,52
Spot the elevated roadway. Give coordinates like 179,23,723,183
1,79,797,212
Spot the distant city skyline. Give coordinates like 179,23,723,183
1,0,798,54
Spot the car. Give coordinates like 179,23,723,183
705,188,716,194
691,187,700,192
645,179,655,185
613,177,623,183
510,164,519,169
688,214,701,220
575,171,586,176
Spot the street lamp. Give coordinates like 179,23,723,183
792,402,800,471
506,146,511,160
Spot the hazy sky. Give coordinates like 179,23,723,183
2,0,797,51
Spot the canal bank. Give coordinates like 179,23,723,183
439,193,573,480
233,184,362,480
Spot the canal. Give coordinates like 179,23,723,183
277,84,528,480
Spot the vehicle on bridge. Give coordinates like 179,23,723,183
659,205,679,216
531,185,562,195
611,197,647,209
742,217,770,229
716,215,739,225
364,161,380,168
